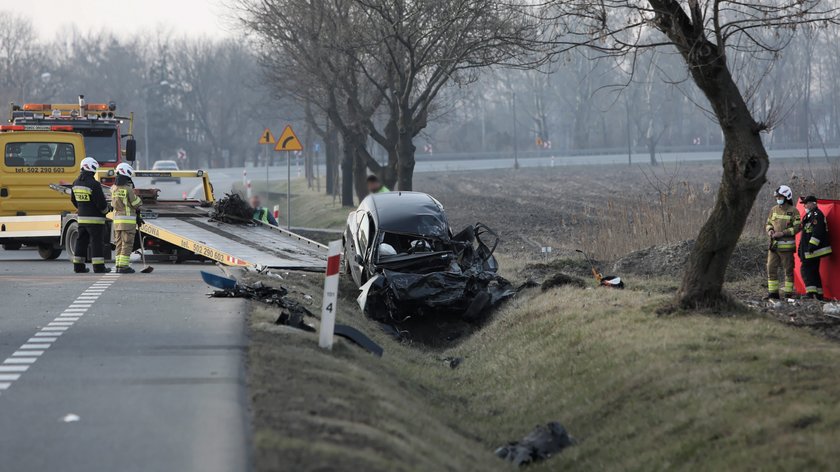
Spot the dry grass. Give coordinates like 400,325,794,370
248,264,840,471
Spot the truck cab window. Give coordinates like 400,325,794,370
5,142,75,167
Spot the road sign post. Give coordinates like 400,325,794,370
259,128,276,201
319,240,342,350
274,125,303,230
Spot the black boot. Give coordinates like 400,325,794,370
767,292,780,300
93,264,111,274
73,263,90,274
115,267,135,274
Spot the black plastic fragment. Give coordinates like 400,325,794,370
334,324,384,357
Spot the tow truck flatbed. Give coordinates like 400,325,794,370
58,170,328,271
139,207,327,270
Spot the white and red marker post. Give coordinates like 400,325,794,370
318,240,342,350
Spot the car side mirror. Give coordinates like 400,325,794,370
354,254,364,265
125,138,137,162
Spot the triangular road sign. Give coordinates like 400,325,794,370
259,128,275,145
274,125,303,152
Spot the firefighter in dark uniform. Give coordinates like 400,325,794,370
765,185,800,299
799,195,832,300
70,157,111,273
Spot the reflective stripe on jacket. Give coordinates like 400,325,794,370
766,203,801,252
800,207,832,260
111,183,142,230
71,171,108,224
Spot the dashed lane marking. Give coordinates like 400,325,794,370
0,274,119,395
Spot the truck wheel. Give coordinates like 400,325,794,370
38,244,62,260
65,222,80,260
2,242,22,250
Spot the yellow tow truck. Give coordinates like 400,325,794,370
0,98,136,259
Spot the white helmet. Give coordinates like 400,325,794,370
776,185,793,200
116,162,135,178
80,157,99,172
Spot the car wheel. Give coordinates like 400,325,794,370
38,244,62,260
2,242,22,250
65,221,81,261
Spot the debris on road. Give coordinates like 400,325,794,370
61,414,81,423
209,193,255,225
495,422,575,466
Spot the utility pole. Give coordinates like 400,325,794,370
513,92,520,170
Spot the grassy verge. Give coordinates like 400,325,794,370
247,263,840,471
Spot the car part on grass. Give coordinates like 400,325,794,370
201,270,237,290
334,324,383,357
209,193,255,225
576,249,624,289
442,356,463,369
495,422,575,467
541,273,587,291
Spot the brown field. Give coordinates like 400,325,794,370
415,159,840,261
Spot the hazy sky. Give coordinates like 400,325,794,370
13,0,237,40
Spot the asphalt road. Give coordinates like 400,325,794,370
0,248,250,472
138,146,838,200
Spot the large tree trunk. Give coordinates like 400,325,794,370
673,45,768,308
324,123,339,195
340,136,355,207
396,131,416,191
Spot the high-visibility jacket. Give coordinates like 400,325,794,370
799,207,832,259
254,208,270,224
111,180,142,231
765,203,801,252
71,171,108,225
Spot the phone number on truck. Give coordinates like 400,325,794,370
14,167,66,173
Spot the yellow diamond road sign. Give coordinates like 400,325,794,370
274,125,303,152
259,128,275,145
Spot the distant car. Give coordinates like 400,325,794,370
150,160,181,184
344,191,513,323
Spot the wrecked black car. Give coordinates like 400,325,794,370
343,191,516,323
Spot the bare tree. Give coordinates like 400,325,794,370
543,0,840,308
0,12,47,106
349,0,541,190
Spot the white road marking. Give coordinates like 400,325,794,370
4,358,37,364
20,344,52,350
0,274,119,395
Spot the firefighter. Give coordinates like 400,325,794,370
250,195,278,226
70,157,110,273
799,195,832,300
111,163,142,274
765,185,800,299
366,175,390,194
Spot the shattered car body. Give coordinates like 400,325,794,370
344,191,516,323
